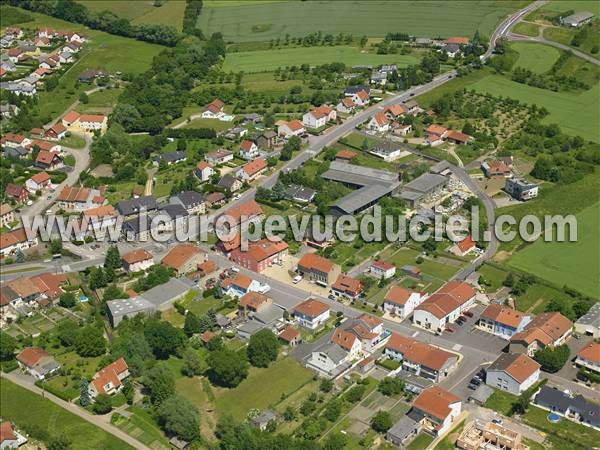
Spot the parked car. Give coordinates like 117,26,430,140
492,418,503,425
470,378,481,386
445,327,454,333
468,383,478,390
463,311,474,318
292,275,302,284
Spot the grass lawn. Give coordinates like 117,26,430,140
76,88,124,113
508,201,599,299
469,75,600,142
512,21,540,37
484,388,517,416
60,134,86,149
414,67,492,108
223,45,420,72
199,1,527,42
213,357,314,421
478,263,508,292
514,282,573,313
523,404,600,449
1,379,135,449
511,42,560,74
183,117,234,132
406,433,435,450
113,405,170,450
542,21,600,58
44,351,104,400
78,0,186,30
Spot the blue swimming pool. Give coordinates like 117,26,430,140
548,413,560,423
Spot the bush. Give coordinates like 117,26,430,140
534,345,570,373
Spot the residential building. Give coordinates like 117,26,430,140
384,333,458,382
202,98,225,119
277,119,305,138
335,149,357,162
351,90,370,106
302,105,336,128
294,298,330,329
5,183,28,203
16,347,60,379
450,235,477,257
78,114,108,133
383,286,425,320
394,123,412,137
56,186,105,212
249,410,277,431
509,311,572,357
239,140,259,160
205,149,234,165
238,291,272,318
116,196,157,217
413,281,476,332
82,204,117,234
367,112,390,133
486,353,540,395
170,191,205,215
370,260,396,279
481,160,512,178
347,314,387,351
306,342,351,377
385,103,407,119
222,273,264,298
534,385,600,430
285,184,316,203
122,249,154,273
297,253,340,286
574,302,600,337
444,36,470,45
336,97,356,113
256,130,278,149
236,158,268,181
0,421,27,448
28,139,61,153
204,192,226,207
331,328,362,359
0,228,38,257
216,200,263,234
161,244,205,275
441,43,461,57
445,130,473,145
410,386,462,436
331,274,363,300
159,151,186,165
505,178,538,201
89,357,129,398
477,304,531,339
217,174,242,192
456,421,525,450
279,326,301,347
26,171,51,192
229,237,288,272
575,342,600,374
194,161,214,182
370,141,404,161
0,204,14,228
0,133,30,148
35,150,62,170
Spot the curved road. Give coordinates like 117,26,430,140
509,32,600,66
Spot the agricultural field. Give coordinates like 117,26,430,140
511,42,560,73
512,21,540,36
0,379,135,450
469,75,600,142
199,1,527,42
78,0,186,30
222,45,420,72
508,201,600,299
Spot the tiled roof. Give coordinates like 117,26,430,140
17,347,50,367
298,253,334,274
488,353,540,383
92,357,128,395
386,333,455,370
294,298,329,318
480,304,526,329
122,249,153,265
279,325,300,343
161,244,203,271
331,328,358,351
413,386,461,421
577,342,600,364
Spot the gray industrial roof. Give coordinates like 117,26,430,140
576,302,600,327
322,161,398,187
107,297,154,318
562,11,594,25
139,278,191,307
403,173,447,194
387,415,420,442
332,183,396,215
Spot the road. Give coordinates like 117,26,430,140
509,32,600,66
22,134,92,218
1,371,152,450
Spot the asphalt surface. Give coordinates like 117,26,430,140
509,32,600,66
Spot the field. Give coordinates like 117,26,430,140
541,0,600,16
0,379,135,449
223,46,420,72
508,202,600,298
469,75,600,142
511,42,560,73
199,1,527,42
512,21,540,36
78,0,186,30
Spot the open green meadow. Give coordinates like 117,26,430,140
469,75,600,142
508,201,600,299
541,0,600,16
512,21,540,36
223,46,420,72
512,42,560,73
199,1,527,42
77,0,186,30
0,379,135,449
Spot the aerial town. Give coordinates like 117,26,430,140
0,1,598,450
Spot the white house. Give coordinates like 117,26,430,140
294,298,330,329
302,105,336,129
306,342,350,377
277,119,305,138
331,328,362,360
413,281,476,332
368,112,390,133
89,357,130,398
336,97,356,114
25,171,51,192
202,98,225,119
370,260,396,279
575,342,600,374
194,161,215,182
347,314,387,352
477,304,531,339
240,140,259,160
383,286,425,320
0,228,38,257
16,347,60,380
351,90,370,106
411,386,462,436
222,273,267,298
122,249,154,273
486,353,540,395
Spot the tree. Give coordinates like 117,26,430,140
75,326,106,357
49,239,63,255
59,292,76,308
183,312,200,337
371,411,393,432
93,394,112,414
158,394,200,442
283,406,296,421
503,272,514,287
207,349,249,388
0,332,17,360
104,245,121,270
57,321,79,347
144,320,187,359
79,92,89,104
122,378,134,404
247,329,279,367
79,378,90,407
144,363,175,405
534,345,570,373
182,347,204,377
88,267,107,290
323,399,342,422
320,378,334,393
48,434,71,450
345,384,366,403
323,433,347,450
378,377,405,396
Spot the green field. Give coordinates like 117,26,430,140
512,21,540,37
512,42,560,73
78,0,186,30
508,202,600,298
469,75,600,142
542,0,600,15
0,379,135,449
199,1,526,42
223,46,420,72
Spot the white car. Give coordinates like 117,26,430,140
292,275,302,284
26,200,33,206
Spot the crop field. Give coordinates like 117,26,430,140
469,75,600,142
199,1,526,42
223,45,420,72
78,0,186,29
508,201,600,299
512,42,560,73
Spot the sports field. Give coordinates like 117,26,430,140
508,201,599,299
199,1,525,42
223,46,420,72
512,42,560,73
470,75,600,142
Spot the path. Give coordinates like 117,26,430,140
145,168,157,196
1,371,152,450
171,113,203,130
44,86,105,128
447,146,464,168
